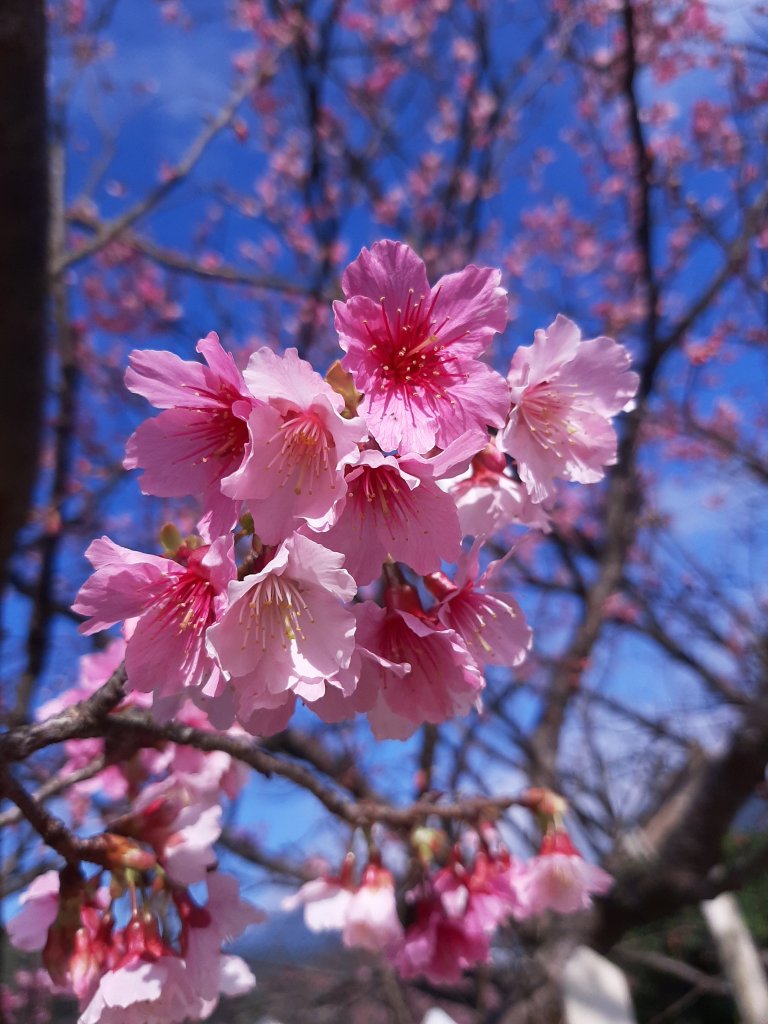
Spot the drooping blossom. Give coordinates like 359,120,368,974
432,857,510,942
393,845,532,984
352,590,484,740
178,873,262,1004
516,830,614,916
283,858,403,954
124,333,256,536
222,346,366,544
441,441,552,538
72,536,235,711
394,888,491,984
501,315,639,501
65,903,116,1005
426,546,532,668
335,240,510,454
78,951,197,1024
282,856,356,933
9,872,114,1006
10,864,261,1023
74,878,260,1024
343,863,403,953
306,635,410,728
207,531,357,731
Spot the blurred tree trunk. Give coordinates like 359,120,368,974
0,0,47,590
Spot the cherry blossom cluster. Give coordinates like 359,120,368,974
72,239,638,740
10,239,635,1013
8,642,259,1024
283,803,613,984
9,866,260,1024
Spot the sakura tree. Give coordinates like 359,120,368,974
1,1,767,1022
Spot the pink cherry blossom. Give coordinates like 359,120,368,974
166,703,249,798
73,536,235,707
342,864,403,953
10,876,113,1005
353,592,484,740
67,903,116,1005
517,831,614,916
180,873,263,1003
501,315,639,501
122,778,223,886
124,332,256,537
207,531,357,731
335,240,510,454
307,639,409,726
37,641,133,814
191,956,256,1020
393,888,491,984
441,441,552,538
221,346,366,544
314,448,462,585
7,871,60,953
437,850,530,935
427,547,532,668
78,955,195,1024
282,876,354,933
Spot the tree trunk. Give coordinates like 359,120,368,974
0,0,48,590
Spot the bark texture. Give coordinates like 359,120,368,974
0,0,48,589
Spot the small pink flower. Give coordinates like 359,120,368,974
353,591,484,740
78,955,195,1024
282,866,355,933
73,536,235,708
343,864,403,953
68,904,115,1005
121,778,222,886
441,441,552,538
167,703,249,798
315,448,463,585
124,333,256,537
180,874,262,1003
517,831,614,916
222,346,366,544
207,532,357,731
426,546,532,668
335,240,510,454
501,315,639,501
394,889,490,984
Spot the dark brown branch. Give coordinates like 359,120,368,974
219,829,314,882
104,709,531,829
615,946,728,995
0,664,126,764
0,766,115,869
0,756,106,829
